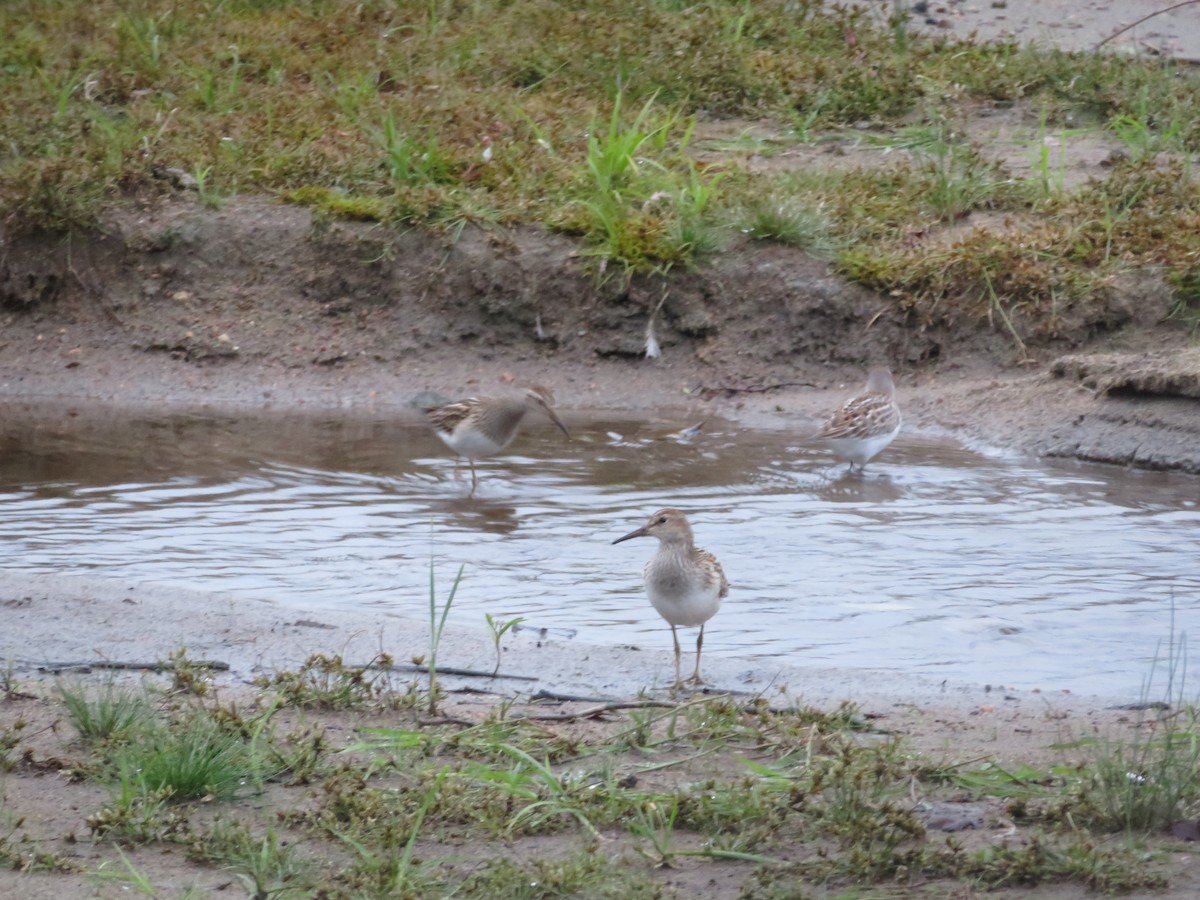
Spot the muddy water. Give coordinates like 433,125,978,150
2,403,1197,699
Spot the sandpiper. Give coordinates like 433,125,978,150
612,508,729,690
423,385,570,495
818,367,901,473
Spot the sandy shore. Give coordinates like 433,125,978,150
2,566,1148,773
3,347,1197,717
3,0,1199,786
913,0,1200,61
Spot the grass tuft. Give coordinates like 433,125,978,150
122,717,249,802
58,680,155,746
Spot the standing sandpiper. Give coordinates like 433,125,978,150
818,367,901,473
423,385,570,495
612,508,729,690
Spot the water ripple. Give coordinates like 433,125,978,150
1,405,1198,697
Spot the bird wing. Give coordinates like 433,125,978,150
695,548,730,599
821,393,898,439
423,400,478,435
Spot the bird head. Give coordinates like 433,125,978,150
524,384,570,438
864,367,895,396
612,508,694,546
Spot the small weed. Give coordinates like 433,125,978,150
192,165,223,210
0,717,26,773
167,648,215,697
93,846,159,897
1058,713,1200,833
0,660,18,701
670,163,729,258
190,818,313,898
376,112,459,189
484,612,526,677
118,716,249,802
741,197,837,257
93,846,209,897
257,652,400,710
918,144,1012,223
487,743,603,839
58,680,154,745
629,795,682,867
788,95,826,143
87,775,187,843
1110,88,1185,163
1032,105,1070,200
584,90,667,197
570,89,717,272
335,768,446,896
426,562,464,715
1052,623,1200,833
265,724,330,785
1167,266,1200,334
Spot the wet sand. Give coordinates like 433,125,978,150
4,0,1199,772
913,0,1200,62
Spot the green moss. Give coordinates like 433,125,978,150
284,185,389,221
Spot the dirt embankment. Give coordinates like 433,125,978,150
2,194,1199,472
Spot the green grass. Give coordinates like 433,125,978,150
255,652,406,710
4,0,1199,337
58,680,155,745
740,196,838,256
1,650,1195,896
119,716,249,802
189,819,313,898
426,561,464,715
1049,624,1200,834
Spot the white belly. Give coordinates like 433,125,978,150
437,426,510,459
646,577,723,627
826,424,900,465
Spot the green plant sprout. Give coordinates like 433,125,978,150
484,613,526,676
427,561,464,714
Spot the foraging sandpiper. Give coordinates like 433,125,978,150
612,508,729,690
423,385,570,495
818,367,901,472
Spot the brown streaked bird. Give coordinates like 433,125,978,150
423,385,570,495
612,508,729,690
818,367,901,473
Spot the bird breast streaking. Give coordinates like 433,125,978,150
612,507,728,690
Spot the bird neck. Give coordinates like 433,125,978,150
479,401,527,437
655,535,694,556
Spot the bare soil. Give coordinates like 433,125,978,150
3,181,1200,471
4,190,1199,897
3,5,1200,892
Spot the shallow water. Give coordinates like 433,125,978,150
1,403,1197,699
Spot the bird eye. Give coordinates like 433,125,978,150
656,516,667,524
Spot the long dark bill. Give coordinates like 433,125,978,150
612,525,648,545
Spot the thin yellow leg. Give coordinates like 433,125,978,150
671,625,683,690
689,624,706,685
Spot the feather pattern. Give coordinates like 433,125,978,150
819,368,901,471
422,385,569,494
613,508,728,689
